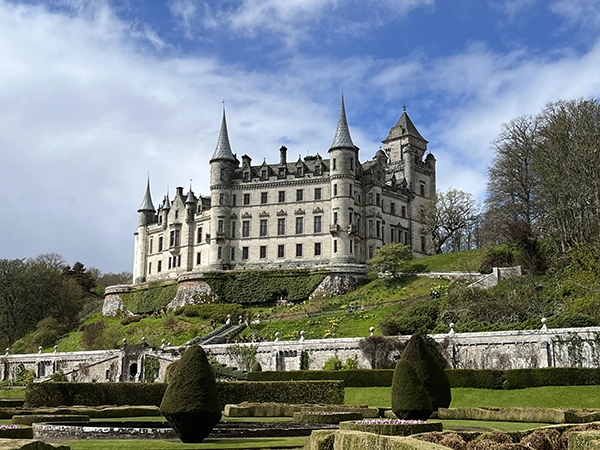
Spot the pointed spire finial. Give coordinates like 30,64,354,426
330,95,356,150
403,102,406,112
138,175,155,212
211,103,236,162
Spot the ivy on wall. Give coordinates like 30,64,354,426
203,269,327,304
143,356,161,383
119,281,178,314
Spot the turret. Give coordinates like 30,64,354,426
161,191,171,229
208,107,237,269
133,177,156,284
328,96,359,265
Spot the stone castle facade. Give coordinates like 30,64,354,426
132,98,436,284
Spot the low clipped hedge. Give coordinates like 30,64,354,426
339,421,443,437
445,369,505,389
504,368,600,389
25,381,344,408
249,368,505,389
0,425,33,439
12,414,90,426
293,411,363,424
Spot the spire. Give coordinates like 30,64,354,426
330,95,357,150
186,180,196,204
163,190,171,210
386,108,427,142
138,176,155,212
210,105,236,162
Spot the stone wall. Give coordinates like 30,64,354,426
3,324,600,384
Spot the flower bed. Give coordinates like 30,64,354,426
293,411,363,424
339,419,442,436
0,424,33,439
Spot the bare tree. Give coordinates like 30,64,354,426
421,188,480,254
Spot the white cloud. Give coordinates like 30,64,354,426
550,0,600,29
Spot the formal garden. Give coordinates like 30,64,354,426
2,335,600,449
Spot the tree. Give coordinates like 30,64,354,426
421,188,480,254
391,359,432,420
484,115,540,251
367,243,412,278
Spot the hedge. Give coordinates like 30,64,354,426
25,381,344,408
504,368,600,390
249,369,505,389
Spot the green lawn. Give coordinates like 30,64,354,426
0,387,25,399
345,386,600,409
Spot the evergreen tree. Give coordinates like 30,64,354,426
391,359,432,420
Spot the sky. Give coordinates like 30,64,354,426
1,0,600,274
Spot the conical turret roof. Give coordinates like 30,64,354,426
138,177,155,212
385,108,427,142
210,108,236,162
163,192,171,210
330,96,357,150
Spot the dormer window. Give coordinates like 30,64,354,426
261,169,267,179
296,167,303,176
314,165,321,175
175,210,179,219
243,171,250,181
279,167,286,178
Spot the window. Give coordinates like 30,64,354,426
401,205,406,218
314,216,322,233
376,220,381,238
368,246,374,259
232,194,237,206
314,242,321,256
333,184,338,196
243,172,249,181
157,260,162,272
148,262,152,274
368,193,373,204
278,245,285,258
261,169,267,179
277,218,285,235
231,248,235,260
242,220,250,237
217,246,222,260
158,236,163,251
357,215,361,234
368,220,373,237
421,236,426,252
376,193,381,206
420,183,425,196
170,229,180,247
243,193,250,205
296,244,303,257
332,158,336,170
260,219,268,236
315,165,321,175
314,187,322,200
296,166,303,176
196,252,201,265
220,168,224,180
196,227,203,244
260,245,267,258
219,193,223,205
217,219,224,233
231,222,236,238
296,189,303,201
278,191,285,202
348,212,353,224
149,238,153,254
350,158,354,171
168,257,172,269
260,192,268,204
391,202,396,215
295,217,304,234
333,240,338,253
279,168,286,177
242,247,249,259
349,184,353,197
333,212,338,225
175,210,179,219
349,241,353,254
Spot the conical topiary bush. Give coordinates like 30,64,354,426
160,345,222,443
391,359,432,420
401,334,451,411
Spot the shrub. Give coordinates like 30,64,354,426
322,355,343,371
119,281,178,314
300,350,310,371
160,345,222,443
251,361,262,372
504,367,600,390
226,344,257,372
391,359,432,421
401,334,451,411
293,411,363,424
358,336,404,369
479,245,516,274
248,369,394,387
120,315,143,326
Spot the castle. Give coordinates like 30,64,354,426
132,98,436,284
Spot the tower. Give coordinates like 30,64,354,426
208,107,237,269
328,96,359,264
133,177,155,283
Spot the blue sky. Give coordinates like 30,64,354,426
1,0,600,273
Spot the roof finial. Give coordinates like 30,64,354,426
403,102,406,112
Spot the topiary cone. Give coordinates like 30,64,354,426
160,345,222,443
392,359,432,420
401,334,451,411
